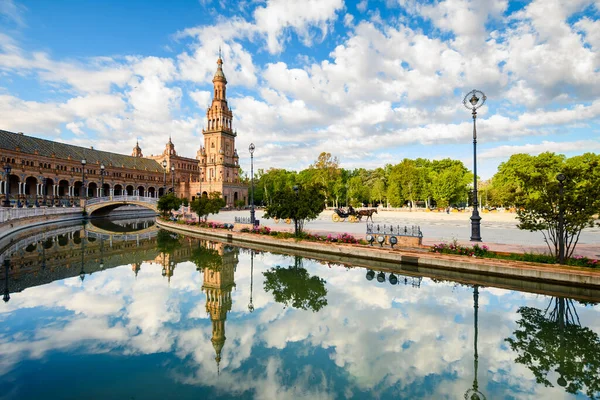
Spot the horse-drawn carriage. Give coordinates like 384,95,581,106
331,207,377,223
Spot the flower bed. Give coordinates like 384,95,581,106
239,228,363,244
430,240,598,268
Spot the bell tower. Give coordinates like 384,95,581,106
198,52,241,190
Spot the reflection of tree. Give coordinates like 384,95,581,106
190,242,222,271
263,256,328,312
156,230,181,254
506,298,600,399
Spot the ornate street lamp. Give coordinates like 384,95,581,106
249,143,255,225
100,164,106,197
463,89,487,242
162,160,167,196
293,185,300,236
171,165,175,195
81,158,87,200
3,164,11,207
556,173,566,264
248,251,254,313
41,177,47,206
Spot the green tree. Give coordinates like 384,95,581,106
263,256,328,312
506,298,600,399
156,229,181,254
190,241,222,271
190,192,226,222
511,152,600,259
157,193,182,217
309,152,341,207
263,183,326,236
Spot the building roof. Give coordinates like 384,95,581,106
0,129,164,172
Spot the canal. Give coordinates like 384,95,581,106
0,217,599,399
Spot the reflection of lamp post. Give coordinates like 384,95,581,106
79,226,86,282
249,143,255,225
162,160,167,196
81,159,87,200
556,173,566,265
463,89,486,242
464,285,485,400
99,234,105,270
2,164,10,207
248,251,254,313
3,259,10,303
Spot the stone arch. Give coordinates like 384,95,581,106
234,192,238,202
202,191,208,198
137,186,145,196
43,178,54,206
158,187,165,196
74,181,83,197
88,182,98,197
148,187,156,197
102,183,110,197
114,184,123,195
126,185,134,196
23,176,37,206
58,180,69,197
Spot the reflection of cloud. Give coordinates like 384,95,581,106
1,252,600,399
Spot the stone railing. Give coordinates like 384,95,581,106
85,195,158,206
0,206,82,225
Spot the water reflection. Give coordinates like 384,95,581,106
506,297,600,398
0,223,599,399
263,255,328,312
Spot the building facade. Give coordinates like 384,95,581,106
0,56,248,208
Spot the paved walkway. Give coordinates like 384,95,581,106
206,209,600,259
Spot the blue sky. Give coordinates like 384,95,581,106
1,0,599,179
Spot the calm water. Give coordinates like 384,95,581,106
1,218,599,400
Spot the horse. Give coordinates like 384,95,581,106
357,208,378,222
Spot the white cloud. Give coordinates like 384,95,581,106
0,0,26,27
480,140,600,159
253,0,344,54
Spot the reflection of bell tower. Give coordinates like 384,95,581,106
201,242,238,373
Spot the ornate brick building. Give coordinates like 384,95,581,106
0,56,248,208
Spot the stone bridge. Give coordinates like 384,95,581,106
84,195,158,215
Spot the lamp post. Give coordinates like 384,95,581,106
463,89,486,242
162,160,167,196
557,173,566,264
3,164,11,207
81,159,87,200
41,177,47,206
249,143,255,225
100,164,105,197
171,165,175,195
293,185,299,236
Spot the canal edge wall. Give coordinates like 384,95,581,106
157,219,600,290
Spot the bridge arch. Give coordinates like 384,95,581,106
85,195,158,215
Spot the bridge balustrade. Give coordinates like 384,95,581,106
0,207,83,225
85,195,158,206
